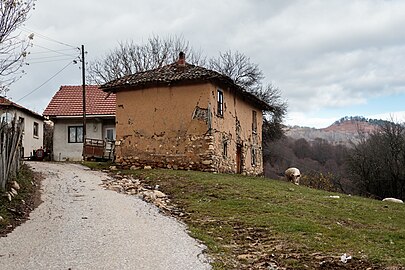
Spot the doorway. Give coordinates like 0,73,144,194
236,144,242,174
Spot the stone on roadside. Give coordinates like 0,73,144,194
10,188,18,196
0,215,4,223
153,190,166,198
130,165,139,170
109,166,118,171
143,165,152,170
11,181,20,190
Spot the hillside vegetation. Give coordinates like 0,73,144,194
96,166,405,270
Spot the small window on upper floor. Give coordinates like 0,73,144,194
252,110,257,134
217,89,224,117
33,122,39,137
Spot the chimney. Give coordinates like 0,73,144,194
177,52,186,66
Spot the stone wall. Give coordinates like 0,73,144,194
115,133,216,172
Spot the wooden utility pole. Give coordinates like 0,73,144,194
82,45,86,160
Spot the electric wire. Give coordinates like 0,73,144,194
20,27,77,49
31,44,79,57
16,61,74,102
27,58,77,65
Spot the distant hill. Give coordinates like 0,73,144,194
285,116,388,146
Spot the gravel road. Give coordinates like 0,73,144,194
0,162,211,270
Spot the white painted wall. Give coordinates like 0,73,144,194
1,108,44,157
52,118,115,161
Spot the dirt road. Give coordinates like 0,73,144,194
0,162,211,270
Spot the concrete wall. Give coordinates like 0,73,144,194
52,118,115,161
1,108,44,157
114,82,264,175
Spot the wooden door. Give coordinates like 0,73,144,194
236,144,242,174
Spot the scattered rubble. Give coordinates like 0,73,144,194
100,174,173,212
11,181,20,191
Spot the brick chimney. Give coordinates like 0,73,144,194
177,52,186,66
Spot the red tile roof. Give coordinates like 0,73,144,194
0,96,44,120
43,85,116,117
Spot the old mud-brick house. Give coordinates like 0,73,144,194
101,53,271,175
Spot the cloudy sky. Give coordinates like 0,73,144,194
6,0,405,128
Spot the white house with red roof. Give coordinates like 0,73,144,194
43,85,116,161
1,96,44,158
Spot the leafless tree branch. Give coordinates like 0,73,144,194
0,0,35,94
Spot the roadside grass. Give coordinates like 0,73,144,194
84,163,405,269
0,164,41,236
80,161,113,170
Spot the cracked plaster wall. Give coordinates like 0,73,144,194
114,82,263,175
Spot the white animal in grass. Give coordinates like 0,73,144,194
285,167,301,185
382,198,404,204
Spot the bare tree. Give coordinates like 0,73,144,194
0,0,35,94
346,121,405,200
254,84,288,142
87,35,206,84
208,50,263,91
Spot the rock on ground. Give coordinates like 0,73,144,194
0,162,211,270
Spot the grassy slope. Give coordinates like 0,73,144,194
84,163,405,269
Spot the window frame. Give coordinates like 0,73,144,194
105,128,115,141
217,89,224,117
19,117,25,133
252,110,257,134
223,140,228,158
251,148,257,166
68,126,84,143
33,122,39,138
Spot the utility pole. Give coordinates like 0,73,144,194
81,45,86,160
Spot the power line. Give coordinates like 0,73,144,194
16,61,74,102
32,44,79,57
20,27,77,49
28,48,78,55
27,58,78,65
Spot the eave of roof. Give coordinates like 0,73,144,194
100,62,273,111
0,97,44,120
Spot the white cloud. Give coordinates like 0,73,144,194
4,0,405,124
368,111,405,123
285,112,337,129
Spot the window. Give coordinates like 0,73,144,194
252,110,257,134
223,140,228,158
33,122,39,137
19,117,25,132
105,128,115,141
68,126,83,143
217,89,223,117
251,148,257,166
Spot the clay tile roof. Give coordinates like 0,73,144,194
100,62,272,111
101,63,234,89
43,85,116,117
0,96,44,120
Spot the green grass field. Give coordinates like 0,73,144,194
84,163,405,269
